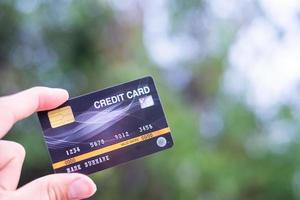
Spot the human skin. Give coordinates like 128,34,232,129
0,87,97,200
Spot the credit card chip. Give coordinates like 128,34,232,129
48,106,75,128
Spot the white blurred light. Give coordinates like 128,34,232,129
16,0,39,14
267,120,295,153
105,0,138,11
142,0,199,68
224,0,300,118
208,0,241,19
245,120,295,157
200,107,224,139
259,0,300,29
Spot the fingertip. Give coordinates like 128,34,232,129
36,87,70,111
78,174,97,192
68,174,97,199
52,88,69,101
13,173,97,200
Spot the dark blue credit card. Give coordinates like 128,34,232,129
38,76,174,175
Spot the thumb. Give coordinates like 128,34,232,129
12,173,97,200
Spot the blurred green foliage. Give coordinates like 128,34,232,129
1,1,300,200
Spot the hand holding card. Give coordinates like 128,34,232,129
0,87,96,200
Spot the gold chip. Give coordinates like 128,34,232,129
48,106,75,128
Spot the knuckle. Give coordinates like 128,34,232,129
45,181,68,200
10,142,26,159
28,86,46,109
14,142,25,158
0,141,26,160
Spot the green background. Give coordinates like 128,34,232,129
1,1,300,199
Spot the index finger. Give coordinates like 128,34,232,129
0,87,69,138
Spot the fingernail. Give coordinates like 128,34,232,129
68,177,97,199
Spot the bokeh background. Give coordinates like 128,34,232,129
1,0,300,199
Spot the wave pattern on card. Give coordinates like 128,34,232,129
38,76,174,175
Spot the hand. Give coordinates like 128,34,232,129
0,87,97,200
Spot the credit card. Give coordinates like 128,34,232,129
38,76,174,174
